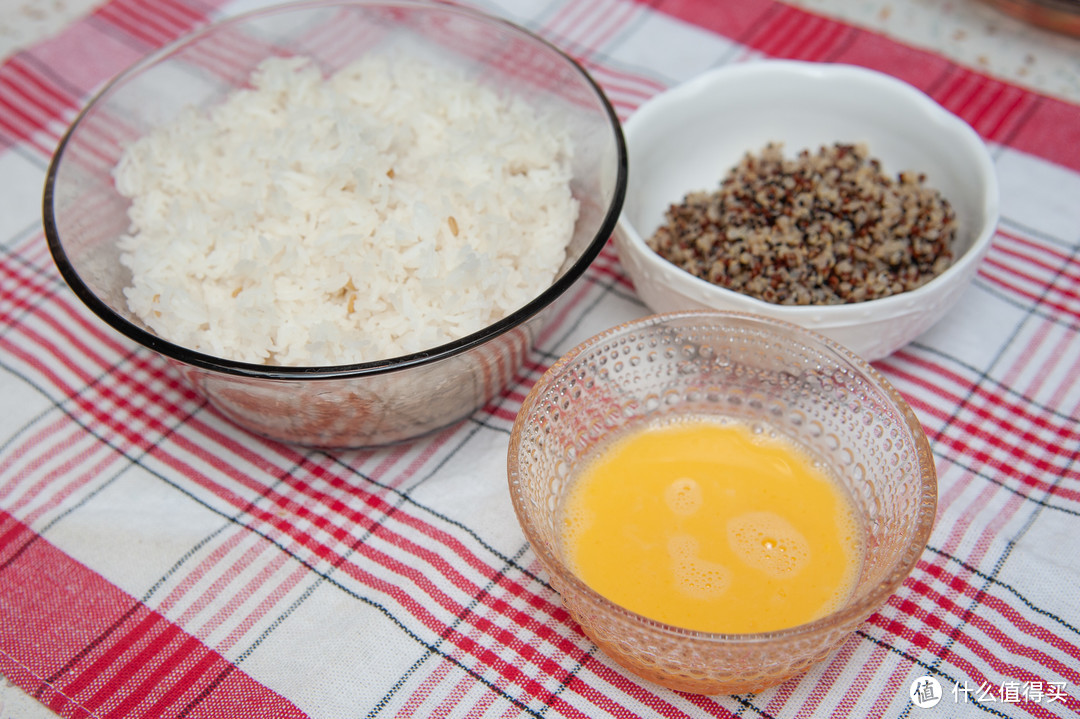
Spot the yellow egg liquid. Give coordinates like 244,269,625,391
558,417,863,634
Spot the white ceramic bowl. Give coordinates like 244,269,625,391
615,60,999,361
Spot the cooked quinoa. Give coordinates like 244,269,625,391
647,142,956,305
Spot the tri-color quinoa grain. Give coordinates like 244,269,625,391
647,142,957,305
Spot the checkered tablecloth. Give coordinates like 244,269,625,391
2,0,1079,717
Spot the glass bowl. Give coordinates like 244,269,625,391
507,310,937,694
43,0,627,449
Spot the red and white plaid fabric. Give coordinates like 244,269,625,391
2,0,1078,717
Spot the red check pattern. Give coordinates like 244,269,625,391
2,0,1079,717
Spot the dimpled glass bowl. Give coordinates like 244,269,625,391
507,310,937,694
43,0,626,449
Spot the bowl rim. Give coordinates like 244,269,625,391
507,309,939,644
615,59,999,325
42,0,628,380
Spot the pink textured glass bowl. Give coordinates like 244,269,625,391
43,1,626,449
507,310,937,695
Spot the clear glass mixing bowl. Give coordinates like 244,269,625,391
44,0,627,448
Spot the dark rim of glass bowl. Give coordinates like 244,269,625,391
42,0,628,381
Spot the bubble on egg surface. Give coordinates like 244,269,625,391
727,511,810,578
667,534,731,600
664,477,703,516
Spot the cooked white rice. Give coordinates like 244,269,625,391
113,54,579,366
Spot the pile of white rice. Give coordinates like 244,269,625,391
114,54,579,366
